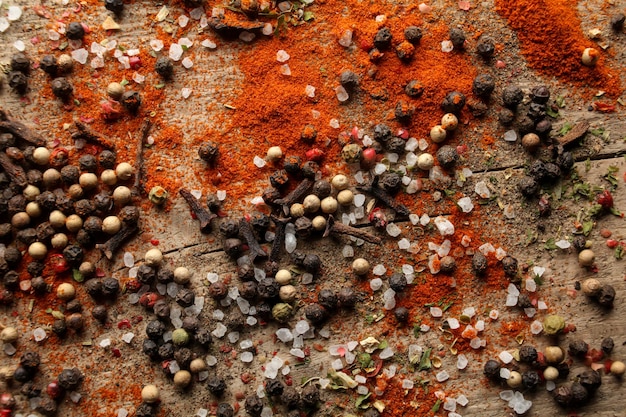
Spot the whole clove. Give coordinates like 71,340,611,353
0,109,45,147
323,215,381,244
179,188,217,233
97,223,138,260
239,218,268,261
357,176,410,216
274,178,313,207
0,152,27,187
269,215,291,262
71,121,114,150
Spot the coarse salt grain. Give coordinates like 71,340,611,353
305,85,315,97
8,6,22,21
276,50,290,62
239,31,256,42
430,307,443,317
279,64,291,75
178,15,190,27
182,57,193,68
201,39,217,49
169,43,184,61
441,40,454,52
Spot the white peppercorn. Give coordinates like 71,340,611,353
141,385,160,403
42,168,61,188
173,370,192,388
543,366,559,381
303,194,321,213
331,174,349,191
430,125,447,143
25,202,42,218
11,212,30,229
544,346,564,364
51,233,68,249
417,153,434,170
144,248,163,267
289,203,305,218
311,216,327,231
28,242,48,260
581,278,601,296
102,216,121,235
266,146,283,162
275,269,292,285
279,285,297,303
337,189,354,205
352,258,370,275
507,371,522,388
23,185,40,201
49,210,67,229
581,47,599,66
100,169,117,186
578,249,595,266
65,214,83,233
173,267,192,285
32,147,50,165
57,54,73,73
610,361,625,376
189,358,207,373
115,162,134,181
56,283,76,301
441,113,458,131
112,186,132,206
320,196,338,213
79,173,98,191
0,327,18,343
68,184,83,200
106,82,124,100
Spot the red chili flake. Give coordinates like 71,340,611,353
600,229,612,238
117,319,131,330
456,144,468,155
604,359,613,373
112,348,121,357
150,239,160,246
50,254,69,274
536,352,546,367
131,315,143,324
495,60,506,69
606,239,619,249
458,0,471,10
129,56,142,70
593,102,616,113
125,279,142,292
584,348,604,366
79,116,94,124
596,190,614,209
33,5,51,18
350,126,360,140
233,402,240,413
96,268,106,277
0,409,12,417
235,392,246,401
562,323,577,333
100,99,124,121
73,4,82,13
305,148,324,162
365,360,383,377
138,292,159,308
284,375,293,386
312,343,325,352
190,210,197,220
240,373,254,384
220,345,232,353
396,128,410,139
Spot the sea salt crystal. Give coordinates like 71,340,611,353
212,323,227,338
372,264,386,275
398,238,411,250
295,320,310,335
239,30,256,43
524,308,536,318
168,43,184,61
495,247,507,260
33,328,47,342
276,328,293,343
405,137,419,152
290,348,305,358
71,48,88,64
379,347,394,359
48,29,60,40
503,130,517,142
499,350,513,363
500,390,514,401
387,153,399,163
3,343,16,356
304,85,316,98
441,40,454,52
475,320,485,331
386,223,401,237
370,278,383,291
341,245,354,258
99,338,111,348
420,324,430,332
489,309,499,320
430,307,443,317
241,352,254,362
500,368,511,379
448,318,460,329
456,395,469,406
555,239,571,249
457,197,474,213
13,40,25,51
537,300,547,310
178,15,190,27
514,399,532,414
196,409,208,417
122,332,134,343
546,381,556,391
474,181,491,198
253,155,267,168
8,6,22,21
354,171,365,183
505,294,518,307
132,72,145,84
443,398,456,412
532,266,546,277
201,39,217,49
117,409,129,417
457,354,468,369
374,163,387,175
402,379,414,389
507,283,520,296
383,289,396,310
434,216,455,236
122,252,135,268
276,50,290,62
279,64,291,75
262,23,273,35
206,355,218,366
338,29,353,47
217,190,226,201
436,370,449,382
335,86,349,102
525,279,537,292
182,57,193,68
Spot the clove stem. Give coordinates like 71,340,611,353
71,121,115,150
0,152,27,187
0,109,45,147
133,119,152,196
275,178,313,206
179,189,216,233
239,218,268,262
98,224,138,260
269,215,291,262
357,176,410,217
323,216,381,244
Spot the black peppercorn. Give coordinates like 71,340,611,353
502,85,524,109
476,38,495,58
67,313,84,331
176,287,195,307
83,216,103,236
553,385,573,407
611,13,625,30
527,102,546,121
570,382,589,405
394,100,414,124
35,397,57,416
66,22,85,40
596,284,615,307
27,261,44,277
98,150,116,169
146,320,166,340
250,212,270,234
93,191,113,212
223,238,242,258
142,339,159,360
195,328,213,347
270,169,290,189
436,145,459,169
51,77,73,100
66,299,82,313
158,342,174,360
257,278,280,299
137,265,156,284
441,91,466,114
517,293,532,309
500,255,518,278
8,71,28,94
601,337,614,354
338,287,357,308
121,91,141,113
104,0,124,14
339,70,359,92
58,368,83,390
265,379,284,397
52,319,67,336
77,154,97,173
60,165,79,185
281,386,300,409
522,370,540,390
374,124,392,143
174,347,193,369
119,206,140,225
472,74,496,99
237,262,255,282
310,180,330,198
304,303,327,323
155,57,174,79
262,187,281,206
556,151,574,172
294,217,312,237
519,345,538,364
404,26,422,44
207,376,227,396
301,384,320,408
75,199,97,217
318,289,337,311
152,299,170,320
530,85,550,104
11,53,31,73
198,141,219,164
20,351,41,372
389,273,407,293
394,306,409,322
16,228,37,245
405,80,424,98
303,254,322,274
3,270,19,290
102,277,120,298
283,155,302,175
472,252,488,276
220,219,239,238
209,281,228,300
135,403,156,417
301,161,319,179
568,340,589,357
518,176,539,197
3,246,21,266
449,28,466,49
31,276,48,294
39,55,58,75
216,403,234,417
373,27,392,50
63,244,84,266
20,381,42,398
92,305,107,323
483,359,501,379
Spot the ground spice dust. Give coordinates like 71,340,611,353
495,0,623,96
